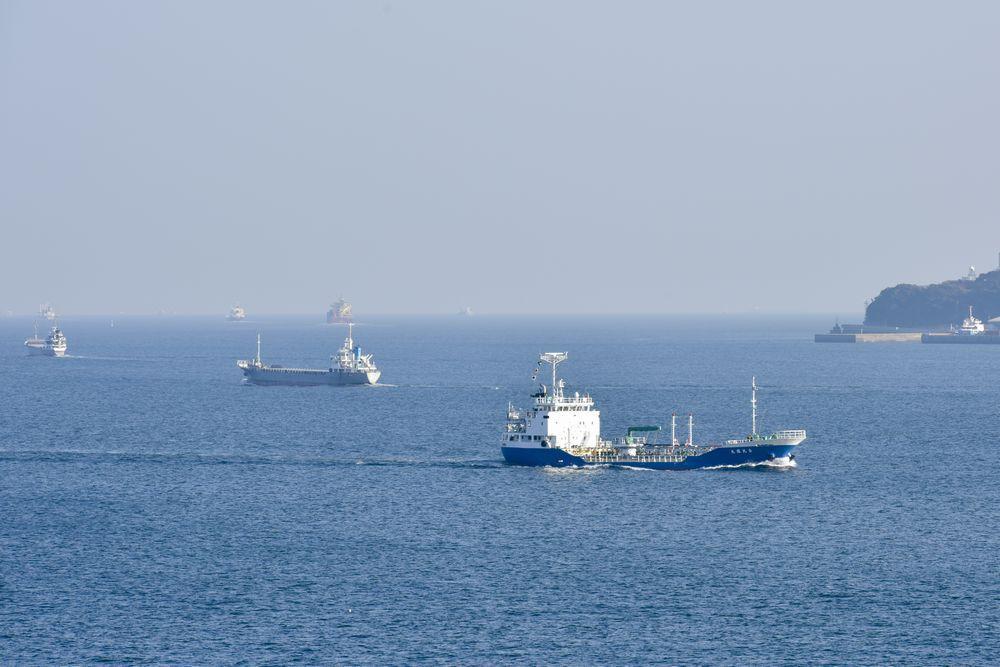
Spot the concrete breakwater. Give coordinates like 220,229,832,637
815,333,923,343
921,333,1000,344
816,332,1000,344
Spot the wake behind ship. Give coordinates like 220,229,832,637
501,353,806,470
237,323,380,386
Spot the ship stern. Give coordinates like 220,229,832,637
500,446,586,467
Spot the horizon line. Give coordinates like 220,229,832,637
1,311,863,319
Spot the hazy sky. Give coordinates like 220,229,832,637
2,1,998,315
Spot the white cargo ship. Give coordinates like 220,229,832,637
237,323,380,386
25,323,68,357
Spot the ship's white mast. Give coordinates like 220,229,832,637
751,376,758,437
539,352,568,396
256,332,261,364
347,322,354,350
687,414,693,446
671,413,678,446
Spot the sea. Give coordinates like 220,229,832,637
1,315,998,665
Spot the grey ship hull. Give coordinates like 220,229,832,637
26,344,63,357
241,365,379,386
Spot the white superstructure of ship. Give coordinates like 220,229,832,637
326,298,353,324
501,353,806,469
958,306,985,335
25,322,68,357
227,304,247,321
237,323,380,386
39,303,56,320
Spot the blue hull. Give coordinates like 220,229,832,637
501,444,797,470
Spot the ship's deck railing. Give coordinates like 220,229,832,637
238,363,330,374
570,445,705,463
533,395,594,407
579,451,689,464
589,456,687,464
609,436,649,446
724,429,806,445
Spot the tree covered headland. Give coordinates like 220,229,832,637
864,270,1000,328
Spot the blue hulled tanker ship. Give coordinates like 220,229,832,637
501,353,806,470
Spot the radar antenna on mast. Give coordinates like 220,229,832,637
539,352,568,396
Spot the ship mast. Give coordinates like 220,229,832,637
751,376,758,437
539,352,568,397
256,332,261,365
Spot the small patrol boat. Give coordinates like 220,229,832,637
501,353,806,470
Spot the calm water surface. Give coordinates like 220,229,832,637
1,315,998,664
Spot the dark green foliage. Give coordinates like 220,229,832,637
865,270,1000,327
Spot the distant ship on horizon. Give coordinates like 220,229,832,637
39,303,56,321
227,304,247,321
327,297,353,324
